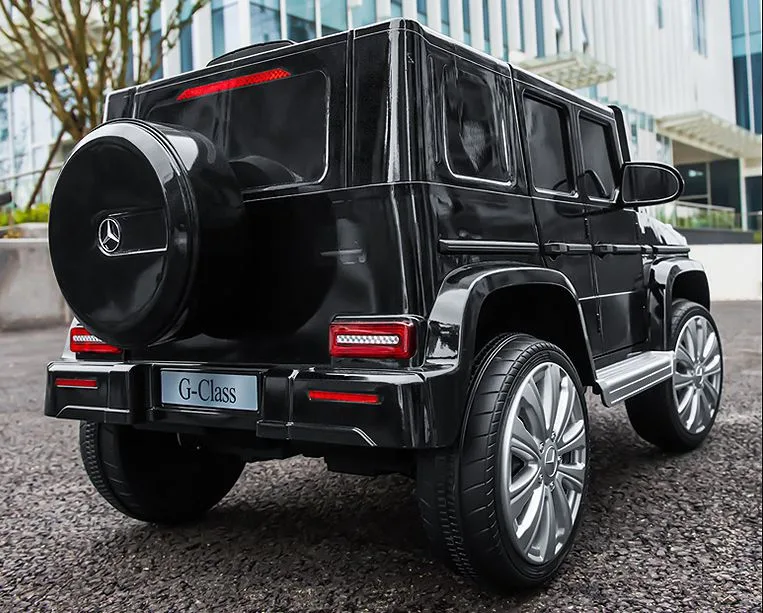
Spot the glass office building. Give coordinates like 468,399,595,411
1,0,761,226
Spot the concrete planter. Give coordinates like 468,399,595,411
0,237,71,331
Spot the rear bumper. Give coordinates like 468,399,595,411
45,361,436,449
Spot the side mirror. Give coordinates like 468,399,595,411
617,162,684,207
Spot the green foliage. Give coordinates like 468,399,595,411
754,231,762,244
0,203,50,227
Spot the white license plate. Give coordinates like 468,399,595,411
160,370,259,411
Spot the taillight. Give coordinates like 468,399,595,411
329,321,416,359
69,326,121,354
176,68,291,101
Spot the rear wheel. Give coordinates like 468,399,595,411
417,334,589,591
79,422,244,524
626,300,723,452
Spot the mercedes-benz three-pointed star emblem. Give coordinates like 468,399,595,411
98,217,122,254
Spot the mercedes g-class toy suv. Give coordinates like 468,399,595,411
45,19,723,591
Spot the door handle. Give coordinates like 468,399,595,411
594,244,615,257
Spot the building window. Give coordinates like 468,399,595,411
523,96,572,192
501,0,509,59
212,0,239,57
581,9,589,53
286,0,316,41
655,134,671,163
518,0,525,51
535,0,545,57
443,66,510,181
656,0,664,29
441,0,450,35
462,0,471,45
351,0,376,27
418,0,428,24
150,9,163,80
251,0,281,42
553,0,563,53
483,0,490,51
691,0,707,56
179,0,194,72
321,0,347,35
391,0,403,18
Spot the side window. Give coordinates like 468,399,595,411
579,117,618,200
443,66,509,182
523,96,573,193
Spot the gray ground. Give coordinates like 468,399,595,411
0,302,761,613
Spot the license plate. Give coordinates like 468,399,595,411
160,370,259,411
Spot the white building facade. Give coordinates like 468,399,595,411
1,0,761,227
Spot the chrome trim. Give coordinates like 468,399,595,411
438,239,540,255
653,245,691,255
579,289,640,301
595,350,675,407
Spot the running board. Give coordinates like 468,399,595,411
595,351,675,407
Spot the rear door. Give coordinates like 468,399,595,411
575,110,648,352
516,84,603,355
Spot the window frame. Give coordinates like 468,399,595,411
576,111,622,205
521,90,577,198
440,61,515,189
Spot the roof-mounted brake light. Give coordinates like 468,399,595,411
176,68,292,101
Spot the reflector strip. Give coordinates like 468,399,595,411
56,378,98,389
177,68,292,101
70,327,121,354
308,390,381,404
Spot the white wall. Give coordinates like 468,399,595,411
0,239,71,330
691,244,763,301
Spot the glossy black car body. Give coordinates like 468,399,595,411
45,20,708,472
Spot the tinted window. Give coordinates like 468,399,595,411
146,71,328,190
523,96,572,192
443,67,509,182
580,117,617,199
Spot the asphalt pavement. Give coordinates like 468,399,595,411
1,302,761,612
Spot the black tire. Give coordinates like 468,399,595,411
417,334,590,591
79,422,245,524
625,300,724,452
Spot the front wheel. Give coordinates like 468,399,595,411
80,422,245,524
626,299,724,452
417,334,590,591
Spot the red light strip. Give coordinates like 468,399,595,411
56,378,98,389
69,327,121,354
308,390,381,405
177,68,292,101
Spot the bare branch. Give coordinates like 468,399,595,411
0,0,210,144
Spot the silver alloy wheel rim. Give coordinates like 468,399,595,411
499,362,587,565
673,315,722,434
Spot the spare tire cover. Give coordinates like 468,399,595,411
49,119,241,348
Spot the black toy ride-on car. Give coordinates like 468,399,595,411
45,20,723,591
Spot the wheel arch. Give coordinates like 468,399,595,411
422,264,596,447
649,257,710,349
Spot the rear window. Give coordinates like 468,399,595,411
145,70,328,191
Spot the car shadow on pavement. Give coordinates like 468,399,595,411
86,412,678,607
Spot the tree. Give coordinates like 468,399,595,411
0,0,208,207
